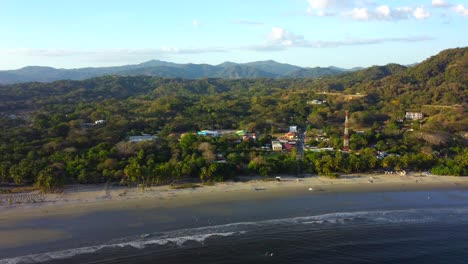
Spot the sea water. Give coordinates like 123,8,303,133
2,189,468,264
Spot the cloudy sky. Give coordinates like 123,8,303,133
0,0,467,70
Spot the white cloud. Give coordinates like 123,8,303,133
396,7,412,13
432,0,450,8
307,0,332,9
267,26,305,46
453,4,468,17
307,0,351,9
431,2,468,17
250,33,434,51
306,0,350,16
349,7,370,20
257,26,434,50
395,7,412,18
413,7,431,19
0,33,434,69
192,19,200,27
305,1,444,21
376,5,391,17
345,5,412,21
309,36,434,48
307,9,336,16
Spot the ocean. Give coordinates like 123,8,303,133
2,189,468,264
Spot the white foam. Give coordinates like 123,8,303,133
3,207,468,264
0,232,243,264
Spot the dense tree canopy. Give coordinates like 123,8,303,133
0,47,466,189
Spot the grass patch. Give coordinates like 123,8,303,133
170,183,202,189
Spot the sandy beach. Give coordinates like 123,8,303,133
2,172,468,261
2,172,468,221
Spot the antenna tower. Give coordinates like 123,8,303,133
343,110,350,152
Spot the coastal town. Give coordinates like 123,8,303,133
0,48,466,193
1,1,467,263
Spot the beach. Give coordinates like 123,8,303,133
2,173,468,263
2,172,468,221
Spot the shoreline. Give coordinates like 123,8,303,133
1,173,468,221
1,173,468,257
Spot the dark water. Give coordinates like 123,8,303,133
2,189,468,264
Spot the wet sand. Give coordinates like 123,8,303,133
1,173,467,222
1,173,468,259
0,229,69,248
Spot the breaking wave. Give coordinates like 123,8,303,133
2,207,468,264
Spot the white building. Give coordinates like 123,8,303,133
307,99,324,105
405,112,423,120
94,120,106,125
129,135,157,142
271,141,283,151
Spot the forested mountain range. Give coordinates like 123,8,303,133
1,47,465,115
0,47,466,188
0,59,356,84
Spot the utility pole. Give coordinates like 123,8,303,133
343,110,350,152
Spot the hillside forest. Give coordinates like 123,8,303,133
0,47,467,190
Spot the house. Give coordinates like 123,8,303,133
94,120,106,125
129,135,157,142
315,136,329,142
289,126,297,133
405,112,423,120
235,130,248,136
283,143,294,151
305,147,334,152
307,99,325,105
285,132,296,140
307,99,325,104
242,133,257,141
271,141,283,151
197,130,219,137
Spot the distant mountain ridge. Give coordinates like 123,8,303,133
0,60,360,84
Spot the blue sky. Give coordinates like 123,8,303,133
0,0,467,69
